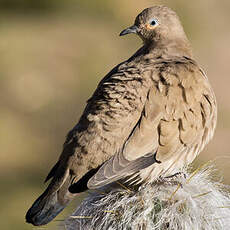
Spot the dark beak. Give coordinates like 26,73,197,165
119,25,138,36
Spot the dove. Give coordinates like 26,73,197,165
26,5,217,226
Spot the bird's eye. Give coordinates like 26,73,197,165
149,19,158,27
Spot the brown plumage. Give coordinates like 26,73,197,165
26,6,217,226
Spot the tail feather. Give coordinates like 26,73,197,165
26,190,68,226
44,161,60,183
26,170,75,226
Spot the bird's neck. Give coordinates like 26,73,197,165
128,38,193,64
146,37,193,59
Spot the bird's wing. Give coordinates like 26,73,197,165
87,59,216,189
87,86,163,189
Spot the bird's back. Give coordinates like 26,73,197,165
62,53,217,187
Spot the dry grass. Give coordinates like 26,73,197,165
65,164,230,230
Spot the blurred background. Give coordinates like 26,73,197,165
0,0,229,229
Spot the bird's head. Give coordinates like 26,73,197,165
120,6,191,52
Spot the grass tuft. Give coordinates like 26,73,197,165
64,164,230,230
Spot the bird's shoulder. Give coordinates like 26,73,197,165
146,56,217,160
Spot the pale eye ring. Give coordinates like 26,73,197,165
149,19,158,26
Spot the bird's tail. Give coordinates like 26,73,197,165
26,168,75,226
